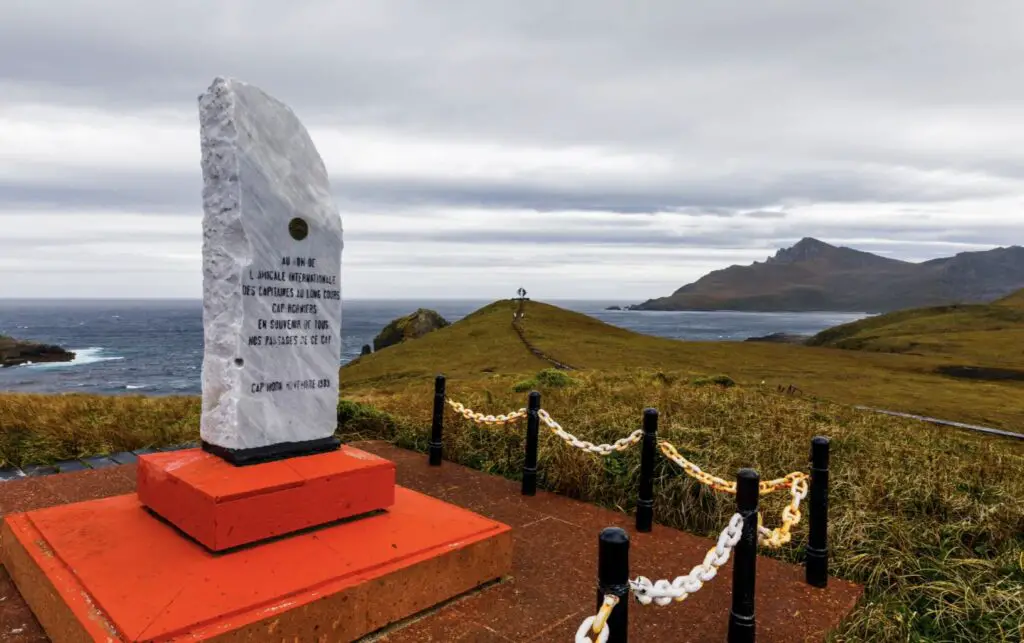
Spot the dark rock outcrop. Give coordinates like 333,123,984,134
372,309,450,352
360,344,372,356
632,238,1024,313
0,335,75,368
744,332,809,344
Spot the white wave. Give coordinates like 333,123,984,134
125,384,146,390
26,347,124,369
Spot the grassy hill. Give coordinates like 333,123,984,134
337,298,1023,642
2,298,1022,641
996,287,1024,308
806,287,1024,371
344,299,1024,430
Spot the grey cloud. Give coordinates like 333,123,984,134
348,254,576,269
2,0,1024,295
4,159,1014,218
349,220,1023,259
665,207,738,218
0,177,202,214
3,2,1024,157
315,164,1019,212
351,227,756,248
3,3,1020,107
0,229,198,252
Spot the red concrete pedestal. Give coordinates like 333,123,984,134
1,446,513,641
136,446,396,551
1,486,513,642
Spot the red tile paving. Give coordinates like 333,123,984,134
0,441,863,642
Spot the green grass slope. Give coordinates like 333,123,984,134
806,288,1024,370
341,300,550,389
996,287,1024,308
345,299,1024,429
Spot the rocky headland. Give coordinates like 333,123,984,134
743,332,810,344
0,335,75,368
372,308,450,352
632,238,1024,313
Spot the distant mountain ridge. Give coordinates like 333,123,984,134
632,237,1024,313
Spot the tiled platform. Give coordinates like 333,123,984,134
0,443,198,481
0,441,863,642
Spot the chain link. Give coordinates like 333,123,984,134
537,409,643,456
450,399,810,545
445,399,643,455
758,475,809,548
445,399,527,425
628,513,744,606
659,441,807,496
575,594,618,643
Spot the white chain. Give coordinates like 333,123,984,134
445,400,642,455
575,616,610,643
629,513,745,606
445,399,527,425
537,409,643,455
758,475,809,547
574,594,617,643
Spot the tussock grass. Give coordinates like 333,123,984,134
0,393,200,467
512,367,576,392
342,371,1024,642
691,373,736,387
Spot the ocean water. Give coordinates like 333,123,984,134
0,299,867,396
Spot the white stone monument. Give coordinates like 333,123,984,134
198,77,343,464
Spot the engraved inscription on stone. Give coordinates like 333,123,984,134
198,76,343,451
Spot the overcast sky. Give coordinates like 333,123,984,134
1,1,1022,300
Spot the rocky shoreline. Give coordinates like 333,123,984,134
0,335,75,368
743,332,810,345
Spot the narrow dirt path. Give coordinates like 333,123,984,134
854,406,1023,440
511,299,577,371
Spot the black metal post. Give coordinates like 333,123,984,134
522,391,541,496
806,436,830,587
728,468,759,643
597,527,630,643
428,374,445,466
635,408,658,532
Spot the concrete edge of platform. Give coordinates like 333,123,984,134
1,442,201,481
1,487,515,642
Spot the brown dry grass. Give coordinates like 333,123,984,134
340,370,1024,642
0,393,199,467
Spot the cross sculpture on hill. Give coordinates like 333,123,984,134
514,288,527,321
